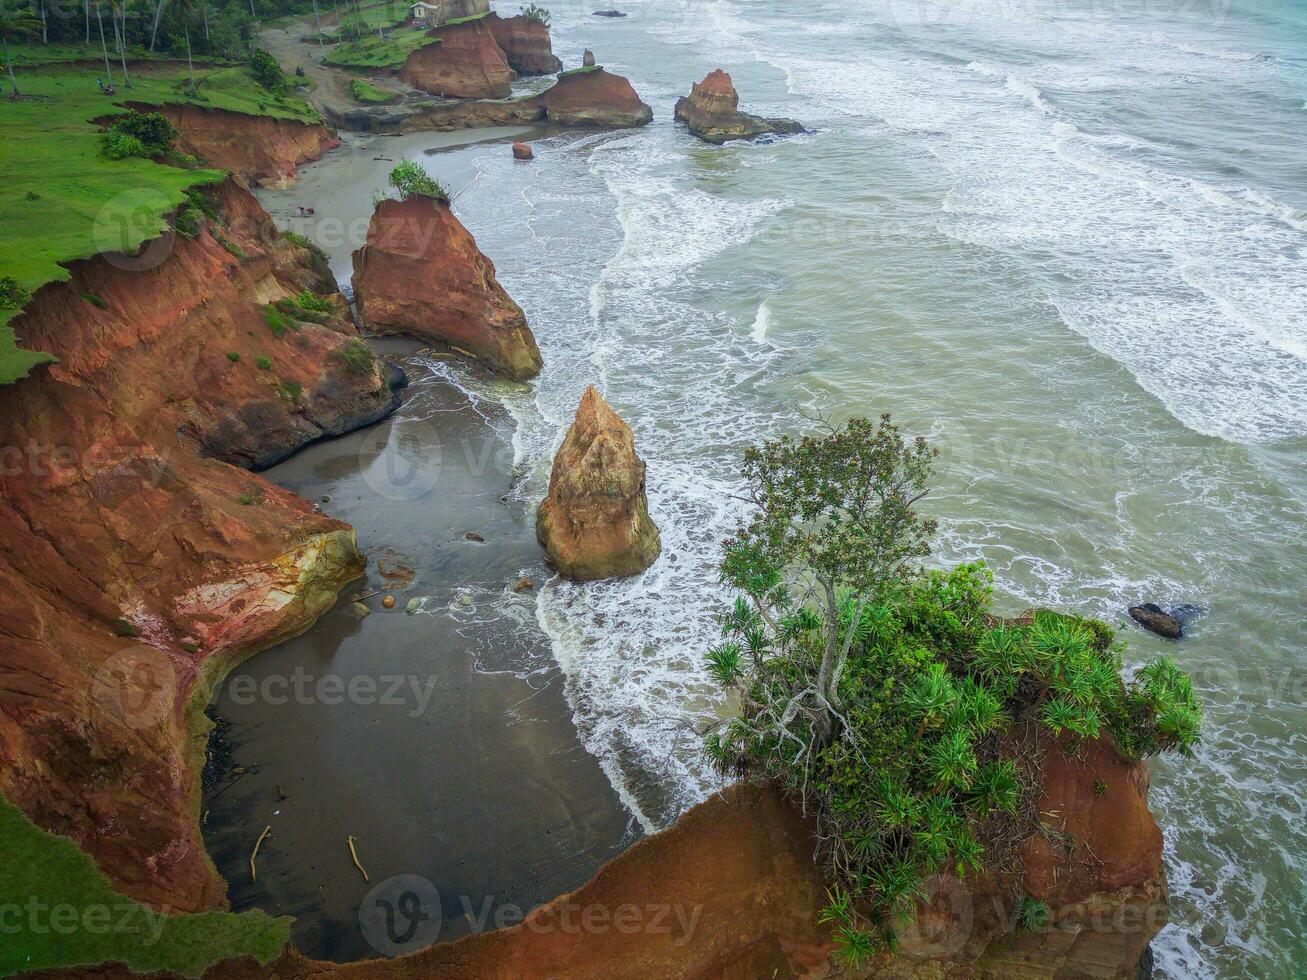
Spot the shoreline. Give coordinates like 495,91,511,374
201,130,638,962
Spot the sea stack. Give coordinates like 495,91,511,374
351,194,542,380
536,65,653,127
674,69,805,144
537,387,661,580
485,12,563,75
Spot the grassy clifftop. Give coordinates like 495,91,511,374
0,54,319,384
0,793,290,977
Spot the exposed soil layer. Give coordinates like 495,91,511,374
0,178,400,914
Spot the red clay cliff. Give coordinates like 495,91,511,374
0,178,398,914
351,194,543,380
129,102,340,188
485,12,562,75
399,19,516,99
537,66,653,127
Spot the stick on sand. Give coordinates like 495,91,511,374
250,825,272,882
347,835,369,882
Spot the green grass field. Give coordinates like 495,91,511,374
323,27,437,69
349,77,401,104
0,794,290,976
0,52,320,384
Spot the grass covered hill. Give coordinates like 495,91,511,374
0,51,319,385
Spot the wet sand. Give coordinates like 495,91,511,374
201,134,637,962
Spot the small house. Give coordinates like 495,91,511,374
409,1,444,26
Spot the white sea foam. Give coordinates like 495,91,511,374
749,296,773,343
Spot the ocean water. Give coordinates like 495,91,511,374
405,1,1304,974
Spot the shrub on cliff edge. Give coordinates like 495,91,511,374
387,159,449,203
704,415,1201,965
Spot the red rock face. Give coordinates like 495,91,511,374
129,103,339,188
351,195,542,380
674,67,805,144
536,386,661,580
684,67,740,118
0,179,392,912
535,67,653,127
399,19,516,99
133,758,1163,979
485,12,562,75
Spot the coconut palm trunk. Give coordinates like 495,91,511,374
111,3,131,88
3,38,19,98
149,0,165,52
95,3,113,86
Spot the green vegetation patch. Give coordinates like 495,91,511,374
559,64,600,77
0,793,290,976
444,10,491,25
0,58,319,385
325,28,437,69
349,77,401,104
703,415,1202,966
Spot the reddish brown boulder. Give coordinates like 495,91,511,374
0,179,391,912
399,19,516,99
536,386,661,580
485,12,562,75
351,194,542,380
535,66,653,127
674,68,805,144
512,141,534,160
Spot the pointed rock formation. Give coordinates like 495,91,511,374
485,12,562,75
537,66,653,128
537,387,661,580
351,194,542,380
399,18,516,99
674,68,805,144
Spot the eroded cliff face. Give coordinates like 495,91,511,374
0,178,398,913
65,754,1162,979
536,67,653,127
351,195,542,380
536,386,661,580
485,13,562,75
398,20,516,100
130,103,340,188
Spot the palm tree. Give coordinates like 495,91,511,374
174,0,198,95
148,0,165,52
0,4,42,98
109,0,131,89
93,1,114,88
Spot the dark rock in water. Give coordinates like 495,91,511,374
593,8,627,15
465,530,486,542
1135,941,1155,980
674,69,806,144
1128,603,1183,639
512,141,534,160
